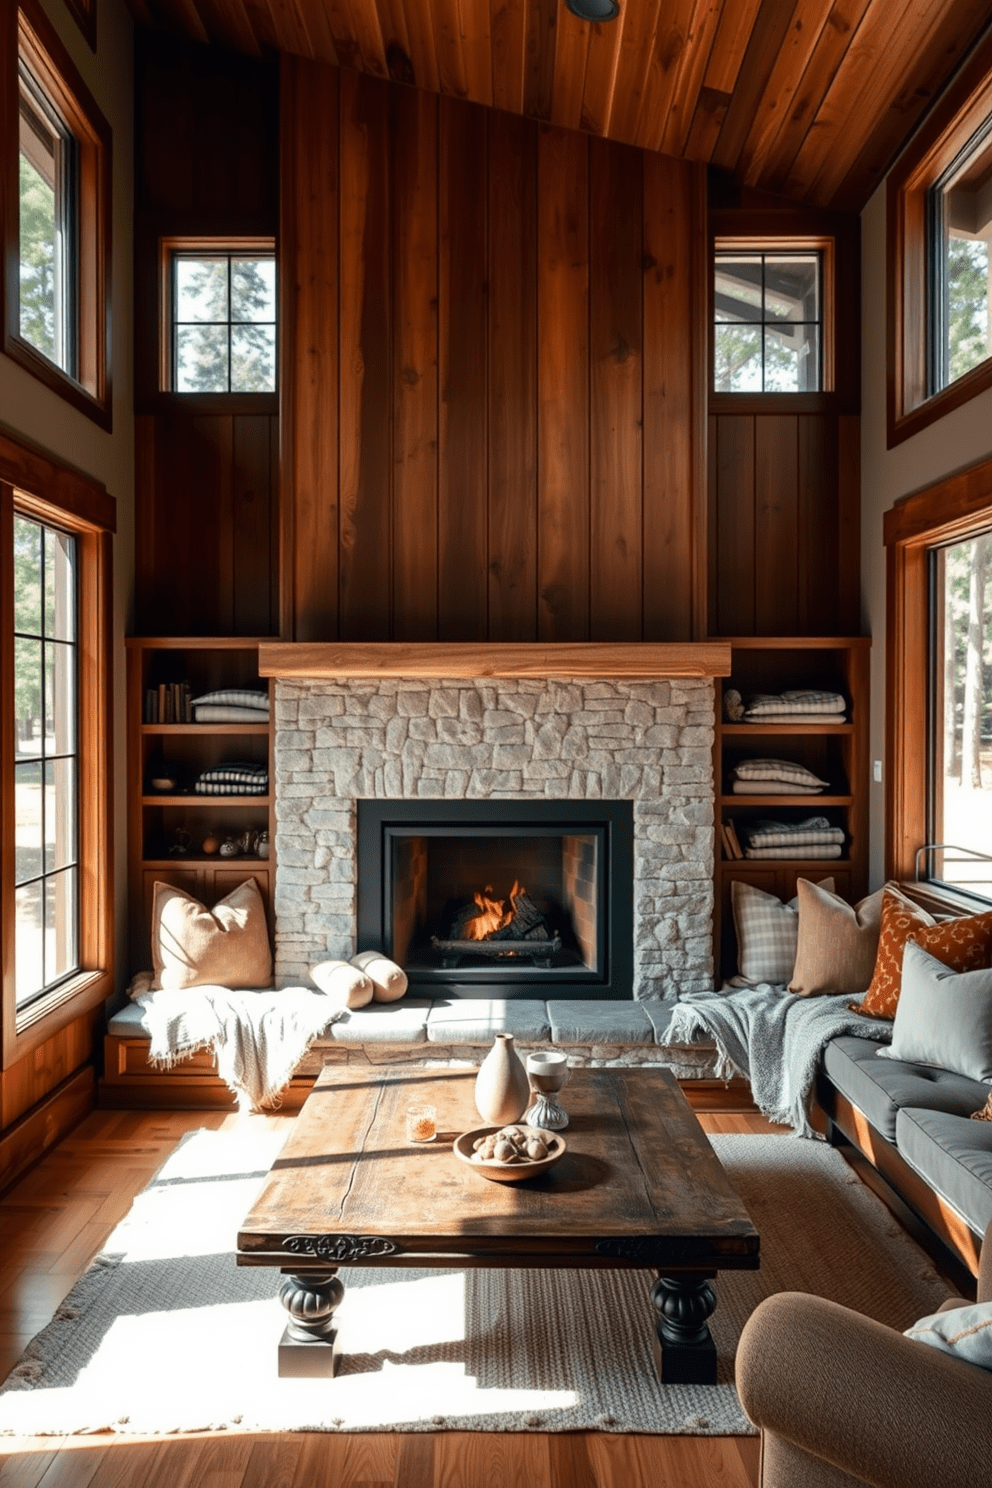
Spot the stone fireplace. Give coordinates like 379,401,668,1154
270,668,718,1003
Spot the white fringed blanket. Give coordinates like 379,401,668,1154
129,973,343,1110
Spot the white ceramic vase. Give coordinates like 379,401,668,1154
474,1033,530,1125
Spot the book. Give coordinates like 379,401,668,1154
720,822,735,860
724,818,744,860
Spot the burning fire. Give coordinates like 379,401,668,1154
464,880,525,941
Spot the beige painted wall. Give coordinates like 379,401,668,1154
1,0,133,989
861,184,992,888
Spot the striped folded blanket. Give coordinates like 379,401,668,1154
191,689,269,713
733,781,825,795
744,816,845,848
194,781,268,796
744,690,846,718
193,705,271,723
193,762,269,796
745,844,842,859
742,712,846,725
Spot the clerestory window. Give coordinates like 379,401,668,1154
166,245,277,393
713,249,823,393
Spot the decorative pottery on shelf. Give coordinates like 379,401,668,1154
523,1050,570,1130
474,1033,530,1125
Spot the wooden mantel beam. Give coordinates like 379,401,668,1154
258,641,732,680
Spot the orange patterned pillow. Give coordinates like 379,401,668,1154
858,889,935,1018
914,909,992,977
859,893,992,1019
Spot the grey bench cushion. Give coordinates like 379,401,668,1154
896,1105,992,1241
546,999,654,1044
823,1035,988,1145
426,999,551,1044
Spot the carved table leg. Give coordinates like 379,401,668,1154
277,1270,344,1378
649,1273,718,1385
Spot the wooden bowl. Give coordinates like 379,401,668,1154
453,1124,566,1184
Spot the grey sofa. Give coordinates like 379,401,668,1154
817,1033,992,1276
737,1219,992,1488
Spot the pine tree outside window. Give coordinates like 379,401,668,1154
928,121,992,394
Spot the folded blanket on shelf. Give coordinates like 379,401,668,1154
193,705,271,723
734,758,830,787
130,973,342,1111
662,984,891,1137
744,817,845,848
194,781,268,796
191,689,270,713
745,844,842,859
741,712,846,725
744,690,846,718
733,781,825,795
193,762,269,796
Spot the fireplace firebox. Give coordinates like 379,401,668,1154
357,800,634,999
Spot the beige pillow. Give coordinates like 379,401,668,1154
311,959,374,1009
788,879,885,996
350,950,408,1002
151,878,272,990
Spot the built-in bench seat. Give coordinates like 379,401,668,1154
98,996,748,1113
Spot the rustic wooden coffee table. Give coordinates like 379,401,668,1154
236,1064,759,1383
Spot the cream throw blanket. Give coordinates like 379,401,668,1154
130,973,343,1111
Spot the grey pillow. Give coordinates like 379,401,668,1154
877,940,992,1082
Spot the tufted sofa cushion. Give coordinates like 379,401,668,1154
896,1106,992,1241
823,1035,990,1144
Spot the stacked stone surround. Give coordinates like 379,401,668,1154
272,675,716,1001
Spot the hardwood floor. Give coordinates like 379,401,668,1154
0,1106,781,1488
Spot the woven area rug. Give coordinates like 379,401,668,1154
0,1127,955,1437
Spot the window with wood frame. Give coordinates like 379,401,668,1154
0,431,114,1067
713,248,824,393
710,231,839,406
888,32,992,447
160,239,276,394
885,454,992,904
1,0,112,429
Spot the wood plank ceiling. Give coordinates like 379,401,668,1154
127,0,992,211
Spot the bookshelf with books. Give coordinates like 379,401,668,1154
126,637,275,973
712,637,870,982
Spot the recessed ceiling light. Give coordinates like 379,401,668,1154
564,0,620,22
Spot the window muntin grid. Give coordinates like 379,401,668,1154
714,250,822,393
13,514,79,1008
172,253,276,393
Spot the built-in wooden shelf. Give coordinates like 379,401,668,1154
140,723,270,736
719,794,853,807
258,640,733,679
140,794,273,807
722,723,854,736
713,636,870,982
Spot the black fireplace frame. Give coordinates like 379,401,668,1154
357,799,634,1000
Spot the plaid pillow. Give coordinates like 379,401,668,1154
731,877,835,985
734,758,830,788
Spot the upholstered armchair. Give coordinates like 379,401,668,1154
736,1221,992,1488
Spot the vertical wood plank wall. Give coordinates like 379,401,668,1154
707,412,860,636
282,60,708,643
132,33,281,638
